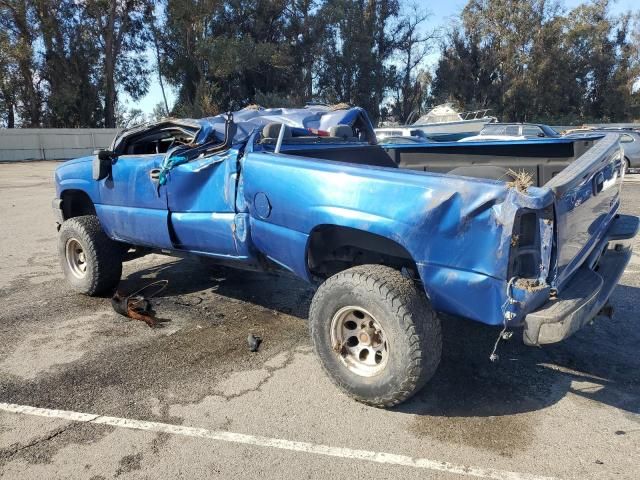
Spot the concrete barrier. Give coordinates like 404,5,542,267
0,128,120,162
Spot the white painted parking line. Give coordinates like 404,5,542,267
0,402,556,480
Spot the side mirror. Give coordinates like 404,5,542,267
537,133,545,137
92,149,114,181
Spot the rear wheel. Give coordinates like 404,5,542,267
58,215,123,296
309,264,441,407
625,157,631,174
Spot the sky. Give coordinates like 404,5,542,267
129,0,639,115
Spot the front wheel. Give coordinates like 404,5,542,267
58,215,123,296
309,265,441,407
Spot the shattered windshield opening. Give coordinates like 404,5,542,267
113,122,200,156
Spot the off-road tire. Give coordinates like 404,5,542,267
58,215,122,296
309,264,441,407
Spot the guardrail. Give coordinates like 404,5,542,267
0,128,120,162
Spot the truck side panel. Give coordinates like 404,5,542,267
240,151,554,325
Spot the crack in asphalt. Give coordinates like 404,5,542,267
0,422,76,465
214,350,297,401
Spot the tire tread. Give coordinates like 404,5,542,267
309,264,441,408
58,215,122,296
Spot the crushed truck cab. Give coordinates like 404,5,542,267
53,105,638,407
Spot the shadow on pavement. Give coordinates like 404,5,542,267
400,282,640,419
118,256,315,320
122,256,640,418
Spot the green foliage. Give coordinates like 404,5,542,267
1,0,638,127
158,0,426,122
150,101,169,121
0,0,152,127
431,0,640,123
160,0,312,116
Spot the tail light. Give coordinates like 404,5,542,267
509,208,554,281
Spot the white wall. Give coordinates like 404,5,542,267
0,129,120,162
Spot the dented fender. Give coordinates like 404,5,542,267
241,151,557,325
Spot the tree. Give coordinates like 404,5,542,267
566,1,640,121
388,5,436,123
0,30,18,127
0,0,153,127
150,13,170,117
431,28,501,113
287,0,322,101
116,105,146,127
150,101,168,121
315,0,402,121
0,0,43,126
32,0,104,127
2,0,638,128
431,0,640,123
85,0,152,127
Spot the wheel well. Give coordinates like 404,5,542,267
61,190,96,220
307,225,418,279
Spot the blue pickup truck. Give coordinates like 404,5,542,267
53,106,638,407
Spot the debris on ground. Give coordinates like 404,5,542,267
111,291,157,327
174,295,203,307
247,333,262,352
111,280,168,328
514,278,548,292
506,168,534,193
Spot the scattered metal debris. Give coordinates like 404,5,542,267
111,280,168,328
247,333,262,352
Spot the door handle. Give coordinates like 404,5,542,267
150,168,161,181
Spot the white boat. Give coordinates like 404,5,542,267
406,103,497,141
374,126,430,141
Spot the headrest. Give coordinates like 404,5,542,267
262,123,292,140
329,124,354,139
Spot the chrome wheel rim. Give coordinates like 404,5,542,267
65,238,87,279
330,306,389,377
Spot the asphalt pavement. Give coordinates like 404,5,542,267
0,162,639,479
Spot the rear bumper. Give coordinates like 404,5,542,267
523,214,638,346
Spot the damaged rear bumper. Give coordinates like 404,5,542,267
523,214,638,346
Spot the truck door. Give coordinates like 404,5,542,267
96,152,173,249
164,150,241,257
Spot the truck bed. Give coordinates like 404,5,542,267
246,134,624,327
281,136,599,187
